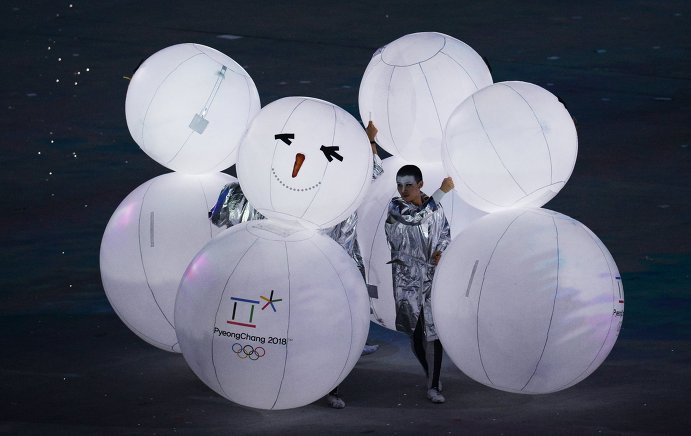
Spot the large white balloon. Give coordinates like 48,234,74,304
432,208,624,394
236,96,372,230
125,43,260,174
442,81,578,213
100,172,234,352
358,32,493,163
357,156,486,329
175,221,369,409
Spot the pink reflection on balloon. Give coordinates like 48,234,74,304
185,253,207,280
113,200,139,229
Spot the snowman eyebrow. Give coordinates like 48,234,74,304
320,145,343,162
275,133,295,145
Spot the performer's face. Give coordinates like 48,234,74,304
396,175,423,205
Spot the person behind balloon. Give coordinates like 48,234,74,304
208,121,382,409
385,165,453,404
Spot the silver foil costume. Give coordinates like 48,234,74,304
385,194,451,340
209,183,265,226
209,155,383,279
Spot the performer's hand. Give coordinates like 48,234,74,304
432,250,442,265
440,177,454,193
366,121,378,142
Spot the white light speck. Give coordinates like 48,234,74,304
55,79,60,83
49,171,52,175
69,3,73,7
38,151,41,155
217,34,243,40
48,46,52,50
84,204,88,208
61,251,65,254
74,82,78,85
76,71,81,75
86,68,90,72
51,140,54,143
58,57,62,61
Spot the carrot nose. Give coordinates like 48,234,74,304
292,153,305,178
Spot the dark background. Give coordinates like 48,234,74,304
1,1,689,434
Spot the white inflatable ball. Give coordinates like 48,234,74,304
442,81,578,213
100,172,234,352
175,220,369,410
356,156,486,329
236,96,372,230
432,208,624,394
358,32,492,163
125,43,260,174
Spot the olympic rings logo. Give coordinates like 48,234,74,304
232,343,266,360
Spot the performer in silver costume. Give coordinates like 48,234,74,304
208,121,382,409
385,164,453,404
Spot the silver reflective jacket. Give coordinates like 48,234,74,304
385,194,451,340
209,183,265,227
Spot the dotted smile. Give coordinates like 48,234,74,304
272,167,321,191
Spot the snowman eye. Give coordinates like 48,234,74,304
275,133,294,145
320,145,343,163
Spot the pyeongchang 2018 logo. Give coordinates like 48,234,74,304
227,289,282,328
213,290,289,357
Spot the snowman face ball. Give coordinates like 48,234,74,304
237,97,372,229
